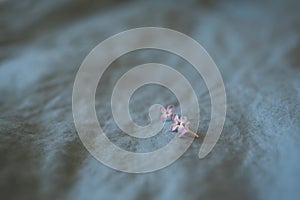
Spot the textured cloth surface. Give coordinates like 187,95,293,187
1,0,300,200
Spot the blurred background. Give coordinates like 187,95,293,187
0,0,300,200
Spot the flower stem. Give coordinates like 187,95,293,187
187,130,199,138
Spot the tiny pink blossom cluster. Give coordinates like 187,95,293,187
160,105,199,138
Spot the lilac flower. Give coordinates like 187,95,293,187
160,105,174,122
170,115,187,135
170,115,199,138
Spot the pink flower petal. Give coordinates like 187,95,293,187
161,114,167,122
178,125,187,135
167,105,174,111
171,124,179,131
185,121,190,129
169,124,175,131
180,116,187,123
173,115,179,122
170,113,176,121
160,106,166,113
